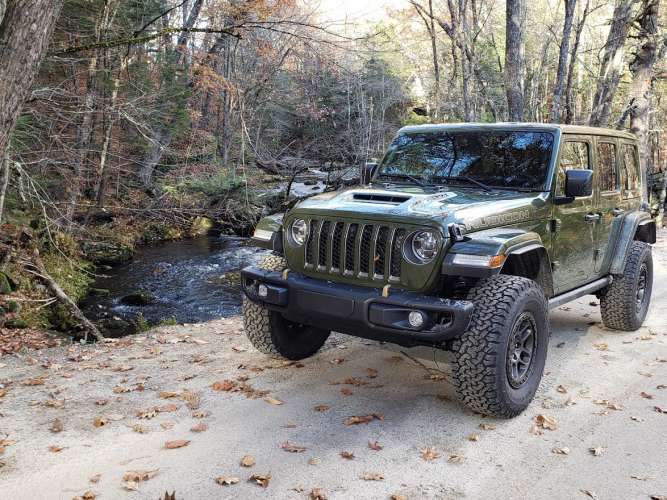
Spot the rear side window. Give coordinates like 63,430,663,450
597,142,618,192
621,144,640,196
557,141,589,195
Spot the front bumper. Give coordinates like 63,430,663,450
241,266,474,348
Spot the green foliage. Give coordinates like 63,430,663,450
135,313,151,332
41,252,94,303
184,171,246,197
158,316,178,327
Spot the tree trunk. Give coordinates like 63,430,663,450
505,0,526,121
564,0,590,124
627,0,660,202
550,0,577,122
588,0,636,127
0,156,9,224
0,0,65,162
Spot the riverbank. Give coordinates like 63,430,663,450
0,234,665,498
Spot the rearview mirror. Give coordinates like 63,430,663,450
360,162,378,185
565,169,593,198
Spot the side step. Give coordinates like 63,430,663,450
548,276,612,310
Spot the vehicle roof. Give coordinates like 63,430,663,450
398,122,637,141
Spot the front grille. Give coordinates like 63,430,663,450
304,219,404,281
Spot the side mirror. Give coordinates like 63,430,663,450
360,162,378,185
565,169,593,198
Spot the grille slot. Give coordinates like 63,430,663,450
302,218,405,281
359,226,373,274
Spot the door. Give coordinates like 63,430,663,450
552,138,597,293
594,139,623,275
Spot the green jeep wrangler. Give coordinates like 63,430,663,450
241,123,656,418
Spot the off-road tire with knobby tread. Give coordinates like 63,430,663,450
453,275,549,418
600,241,652,331
243,254,331,360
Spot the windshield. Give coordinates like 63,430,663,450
378,130,555,190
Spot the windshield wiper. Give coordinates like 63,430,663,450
432,175,492,192
377,172,426,187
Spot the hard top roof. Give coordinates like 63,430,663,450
398,122,637,141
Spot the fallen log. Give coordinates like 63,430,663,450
22,251,104,341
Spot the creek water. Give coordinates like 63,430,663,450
81,236,269,330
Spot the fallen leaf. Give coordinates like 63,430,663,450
132,424,149,433
164,440,190,449
95,399,108,406
136,408,157,419
310,487,327,500
552,447,570,455
640,392,654,399
557,385,567,394
313,404,330,412
191,422,208,433
112,386,131,394
342,377,367,386
192,409,209,418
535,414,558,430
629,474,652,481
160,422,174,430
248,473,271,488
468,434,480,442
340,451,354,460
340,388,353,396
264,396,283,405
654,406,667,414
44,399,64,408
448,454,465,463
48,445,64,453
50,418,63,433
360,472,384,481
592,343,608,351
650,495,667,500
280,441,307,453
72,490,97,500
122,480,138,491
156,403,178,413
365,368,378,379
89,474,101,484
565,396,577,406
368,440,383,451
23,378,45,386
331,358,345,364
215,476,239,486
308,457,321,465
580,489,598,499
589,447,605,456
212,380,236,392
181,390,201,410
479,423,496,431
630,415,644,422
344,414,383,425
92,417,108,428
391,494,408,500
240,455,255,467
123,470,158,482
159,391,179,399
657,384,666,390
420,447,440,461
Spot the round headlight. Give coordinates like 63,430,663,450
290,219,308,246
411,230,439,262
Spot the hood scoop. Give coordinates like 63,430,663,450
352,192,412,204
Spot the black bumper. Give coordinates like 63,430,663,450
241,266,474,348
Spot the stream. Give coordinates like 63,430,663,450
81,236,269,333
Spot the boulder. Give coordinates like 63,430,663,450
120,291,154,306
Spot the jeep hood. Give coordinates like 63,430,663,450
290,184,549,233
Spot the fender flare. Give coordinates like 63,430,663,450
250,213,284,252
610,211,655,274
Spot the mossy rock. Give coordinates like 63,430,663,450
120,291,154,306
82,242,134,265
50,304,79,332
5,318,28,329
0,272,12,294
99,318,137,337
190,216,213,236
209,271,241,287
89,288,111,297
6,300,21,313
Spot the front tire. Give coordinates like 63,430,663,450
453,275,549,418
242,254,331,360
600,241,653,331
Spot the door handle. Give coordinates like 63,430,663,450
612,208,624,217
584,213,601,223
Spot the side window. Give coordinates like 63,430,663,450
557,141,589,196
597,142,618,192
621,144,640,196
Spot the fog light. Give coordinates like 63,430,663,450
408,310,425,329
258,284,268,298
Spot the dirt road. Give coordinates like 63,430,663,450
1,235,666,500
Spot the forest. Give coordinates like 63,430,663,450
0,0,665,339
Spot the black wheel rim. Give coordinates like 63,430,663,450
506,312,537,389
636,263,648,313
